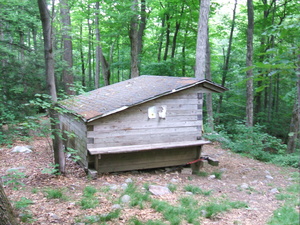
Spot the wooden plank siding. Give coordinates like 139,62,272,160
87,87,203,149
94,146,201,173
59,113,88,167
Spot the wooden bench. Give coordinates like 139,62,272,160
88,140,211,173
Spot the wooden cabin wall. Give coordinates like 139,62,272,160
87,87,204,149
59,113,88,167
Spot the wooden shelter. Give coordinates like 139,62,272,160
58,75,226,174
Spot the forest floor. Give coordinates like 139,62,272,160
0,136,299,225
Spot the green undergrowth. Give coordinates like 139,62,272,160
204,122,299,168
268,172,300,225
78,185,99,209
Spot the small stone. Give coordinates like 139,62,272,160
270,188,279,194
185,192,193,195
241,183,249,189
149,185,171,196
125,178,133,183
220,168,227,172
201,210,207,217
208,175,216,180
49,213,59,221
6,167,26,173
181,168,192,175
266,175,274,180
121,183,128,190
121,195,131,203
170,178,178,183
11,146,32,153
109,184,119,190
112,204,122,209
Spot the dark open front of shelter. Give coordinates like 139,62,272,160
59,75,227,174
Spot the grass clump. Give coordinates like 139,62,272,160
44,188,66,200
81,209,120,223
184,184,212,196
129,217,168,225
269,175,300,225
122,182,150,209
167,183,177,193
14,197,33,209
78,185,99,209
200,200,248,218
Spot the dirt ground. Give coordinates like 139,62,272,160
0,137,298,225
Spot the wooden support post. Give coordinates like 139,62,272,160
191,146,202,173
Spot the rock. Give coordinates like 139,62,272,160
170,178,178,183
11,146,32,153
109,184,119,190
149,185,171,196
112,204,122,209
270,188,279,194
266,175,274,180
220,168,227,172
240,183,249,189
208,175,216,180
6,167,26,173
181,168,192,175
125,178,133,183
201,210,207,217
121,183,128,190
49,213,59,221
121,195,131,203
185,192,193,195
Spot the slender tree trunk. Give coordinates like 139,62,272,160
38,0,65,174
287,54,300,153
95,2,111,86
79,24,85,86
129,0,140,78
163,14,170,61
205,28,214,131
95,2,101,88
87,5,93,88
0,183,17,225
158,15,165,62
171,21,180,59
246,0,254,127
195,0,210,79
216,0,237,123
137,0,146,56
60,0,74,95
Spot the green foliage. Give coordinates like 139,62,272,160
184,185,212,196
44,188,66,200
268,206,299,225
205,122,299,168
83,185,97,197
81,209,120,223
200,200,248,219
19,210,35,223
42,164,60,175
167,183,177,193
14,197,33,209
129,217,167,225
2,169,26,190
122,182,150,208
78,197,99,210
78,185,99,209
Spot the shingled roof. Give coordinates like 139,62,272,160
59,75,226,122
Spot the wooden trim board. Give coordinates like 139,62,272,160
88,140,211,155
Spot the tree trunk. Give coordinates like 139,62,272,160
216,0,237,124
129,0,140,78
195,0,210,79
205,28,214,131
79,24,86,86
95,2,101,88
157,15,165,62
0,183,17,225
246,0,254,127
38,0,65,174
60,0,74,95
163,14,170,61
137,0,146,56
287,54,300,153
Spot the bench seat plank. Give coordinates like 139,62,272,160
88,140,211,155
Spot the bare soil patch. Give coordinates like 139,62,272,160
0,137,298,224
